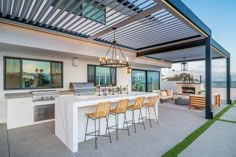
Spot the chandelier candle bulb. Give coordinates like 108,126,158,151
98,27,129,68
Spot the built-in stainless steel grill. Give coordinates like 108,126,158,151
32,90,58,122
32,90,59,102
70,82,95,96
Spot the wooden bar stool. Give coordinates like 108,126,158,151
84,102,112,149
142,96,159,128
109,99,130,140
127,96,145,133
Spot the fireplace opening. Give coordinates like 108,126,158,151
182,87,195,94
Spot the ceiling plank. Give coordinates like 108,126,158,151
88,4,164,40
26,0,43,23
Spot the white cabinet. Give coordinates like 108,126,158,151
0,96,7,123
7,98,34,129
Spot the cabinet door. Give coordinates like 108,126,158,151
7,98,33,129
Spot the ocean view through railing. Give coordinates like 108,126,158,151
161,80,236,100
209,81,236,88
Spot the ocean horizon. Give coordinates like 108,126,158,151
207,81,236,88
162,80,236,88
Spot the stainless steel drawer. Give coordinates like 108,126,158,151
34,104,55,122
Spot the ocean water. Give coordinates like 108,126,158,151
161,81,236,90
210,81,236,88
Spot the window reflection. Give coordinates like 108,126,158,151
4,57,63,90
88,65,116,86
132,70,146,92
22,60,51,88
5,58,21,89
52,62,63,88
132,69,160,92
147,71,160,92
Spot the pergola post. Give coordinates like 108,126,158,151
226,58,231,104
205,38,213,119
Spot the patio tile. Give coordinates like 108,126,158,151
2,105,207,157
0,123,9,157
180,121,236,157
219,107,236,122
8,123,76,157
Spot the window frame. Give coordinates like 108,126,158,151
87,64,117,86
4,56,63,90
131,69,160,92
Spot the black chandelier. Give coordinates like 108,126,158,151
99,28,129,68
181,57,188,71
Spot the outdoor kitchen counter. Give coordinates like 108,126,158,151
55,92,159,153
4,90,74,99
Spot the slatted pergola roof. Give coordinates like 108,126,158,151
0,0,232,118
0,0,230,61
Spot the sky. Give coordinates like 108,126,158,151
162,0,236,81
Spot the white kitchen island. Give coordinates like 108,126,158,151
55,92,159,153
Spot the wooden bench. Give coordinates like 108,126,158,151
189,94,220,110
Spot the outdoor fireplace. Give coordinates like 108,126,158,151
182,87,195,94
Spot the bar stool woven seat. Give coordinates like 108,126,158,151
109,99,130,140
142,96,159,127
127,96,145,133
84,101,112,149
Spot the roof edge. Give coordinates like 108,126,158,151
165,0,212,36
211,39,230,58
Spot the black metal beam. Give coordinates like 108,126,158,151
146,56,224,63
205,37,213,119
136,35,201,51
171,56,224,63
226,57,231,104
136,36,204,57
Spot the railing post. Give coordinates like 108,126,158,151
226,58,231,104
205,38,213,119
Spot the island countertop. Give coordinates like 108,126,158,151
58,92,159,108
55,91,159,153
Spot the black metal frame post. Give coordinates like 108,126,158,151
205,38,213,119
226,57,231,104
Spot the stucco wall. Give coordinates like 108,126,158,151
0,22,169,123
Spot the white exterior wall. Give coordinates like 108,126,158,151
0,22,171,123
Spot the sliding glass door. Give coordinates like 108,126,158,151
147,71,160,92
132,69,160,92
131,70,146,92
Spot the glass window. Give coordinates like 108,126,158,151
5,58,21,89
132,70,146,92
51,62,63,88
88,65,95,83
88,65,116,86
147,71,160,92
4,57,63,90
22,60,51,88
